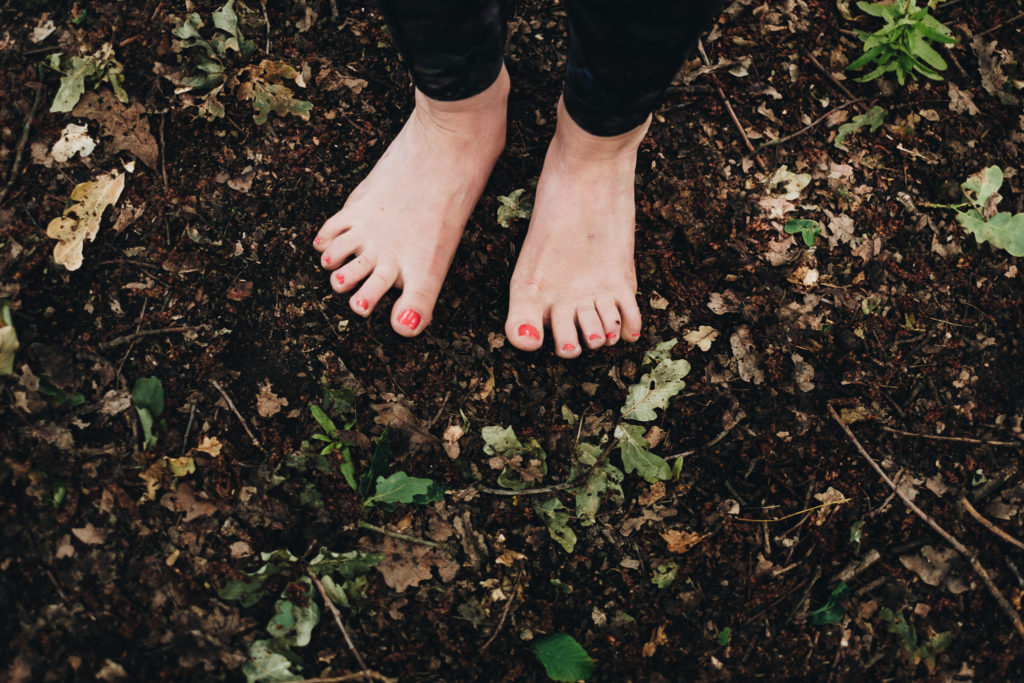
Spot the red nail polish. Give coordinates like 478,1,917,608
606,332,617,340
518,324,540,340
323,255,331,265
631,331,640,338
561,343,576,352
314,236,321,245
397,309,421,330
588,334,602,342
335,273,345,283
355,299,370,311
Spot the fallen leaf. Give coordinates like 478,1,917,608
30,17,56,43
683,325,718,351
55,534,75,558
899,545,969,594
230,541,253,558
160,482,219,522
649,291,669,310
51,123,96,163
442,421,463,459
46,169,126,271
72,91,159,168
767,165,811,200
730,326,765,384
372,402,439,450
71,522,107,545
642,624,669,658
638,481,666,507
256,380,287,417
661,529,707,554
792,353,816,392
195,435,223,457
226,280,254,301
370,536,458,592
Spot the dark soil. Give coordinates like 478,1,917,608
3,0,1024,681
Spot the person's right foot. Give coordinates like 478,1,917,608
314,66,509,336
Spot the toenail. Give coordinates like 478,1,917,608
314,236,321,245
518,324,540,340
606,332,617,340
631,331,640,338
335,273,344,283
588,334,602,342
355,299,370,311
397,309,421,330
561,343,576,352
323,255,331,265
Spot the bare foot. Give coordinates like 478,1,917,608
505,98,647,358
314,67,509,336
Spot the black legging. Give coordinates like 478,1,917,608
376,0,726,136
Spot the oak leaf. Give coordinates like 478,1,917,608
46,169,126,270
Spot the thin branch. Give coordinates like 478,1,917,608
666,415,744,460
480,569,524,653
260,0,271,54
697,39,767,173
210,379,265,452
829,403,1024,641
879,424,1020,448
357,520,447,551
757,97,867,151
96,326,194,351
735,498,851,523
805,53,859,103
308,572,373,679
978,10,1024,36
960,497,1024,552
0,83,44,205
476,439,618,497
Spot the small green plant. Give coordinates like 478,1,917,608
45,43,128,112
879,607,952,673
809,582,852,625
847,0,957,85
496,188,533,227
534,633,594,682
132,376,165,451
784,218,822,247
834,105,888,148
945,166,1024,256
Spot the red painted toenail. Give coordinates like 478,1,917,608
335,273,344,283
606,332,617,340
355,299,370,311
631,331,640,338
314,236,321,245
518,324,540,340
397,309,421,330
588,334,602,342
323,255,331,265
562,343,576,352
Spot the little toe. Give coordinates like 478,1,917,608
317,210,351,247
618,296,643,342
550,303,582,359
596,296,622,345
576,304,606,349
331,254,374,293
349,262,399,316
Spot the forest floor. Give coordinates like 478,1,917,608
2,0,1024,681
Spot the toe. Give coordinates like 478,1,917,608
349,261,399,316
618,294,643,342
505,297,544,352
316,209,350,248
576,302,605,350
390,284,438,337
331,254,374,293
550,303,581,359
320,233,360,270
596,295,622,345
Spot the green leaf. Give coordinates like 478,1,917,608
784,219,821,247
133,376,165,451
570,443,624,527
242,640,297,683
308,549,382,579
651,562,678,588
364,471,436,508
534,497,577,552
717,627,732,647
834,106,888,147
266,578,319,647
309,404,337,440
643,338,679,366
621,357,690,422
0,300,20,376
962,165,1003,213
218,549,299,608
496,188,533,228
809,581,852,625
956,210,1024,257
615,423,670,482
482,425,548,491
534,633,594,682
359,427,392,499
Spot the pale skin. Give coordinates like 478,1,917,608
314,64,646,358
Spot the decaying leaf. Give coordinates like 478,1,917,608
72,91,159,168
620,355,691,422
730,325,765,384
442,422,464,459
899,545,969,594
370,536,458,592
71,522,107,545
683,325,718,351
231,60,313,125
534,497,577,552
47,43,128,113
372,401,439,449
160,483,220,522
767,164,812,200
256,380,288,418
46,169,126,271
482,425,548,490
661,529,708,554
51,123,96,163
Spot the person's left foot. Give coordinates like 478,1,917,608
505,98,647,358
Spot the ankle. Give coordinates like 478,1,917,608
415,65,510,123
552,97,649,162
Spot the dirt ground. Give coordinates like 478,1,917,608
2,0,1024,681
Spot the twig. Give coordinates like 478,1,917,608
666,414,744,460
735,498,851,523
697,39,767,173
978,10,1024,36
829,403,1024,641
308,572,372,679
425,390,450,429
879,424,1020,448
97,326,194,351
476,439,618,496
210,379,265,452
960,497,1024,552
159,113,168,192
805,53,859,103
117,298,150,377
260,0,271,54
180,402,197,457
757,97,867,151
0,83,43,206
480,569,524,653
357,520,447,551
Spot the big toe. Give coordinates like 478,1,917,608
391,289,436,337
505,294,544,351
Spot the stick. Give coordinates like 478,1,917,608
308,572,373,679
476,439,618,496
828,403,1024,640
978,10,1024,36
480,570,524,653
879,424,1020,448
96,326,194,351
0,83,43,205
159,113,168,193
357,520,447,551
758,98,867,151
260,0,271,54
666,415,744,460
210,379,265,452
960,498,1024,552
697,40,767,173
805,53,859,103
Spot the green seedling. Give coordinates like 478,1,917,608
132,376,165,451
310,403,358,491
784,219,822,247
534,633,595,682
717,627,733,647
834,106,888,148
809,582,852,625
879,607,952,673
942,166,1024,256
847,0,957,85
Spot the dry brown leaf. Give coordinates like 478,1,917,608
372,402,439,449
642,624,669,658
55,534,75,558
226,280,254,301
71,522,107,545
370,536,458,592
160,483,219,522
255,380,287,418
639,482,666,507
72,91,159,168
899,545,969,594
683,325,719,351
730,325,765,384
46,169,125,271
661,529,708,554
442,422,464,459
195,435,223,457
